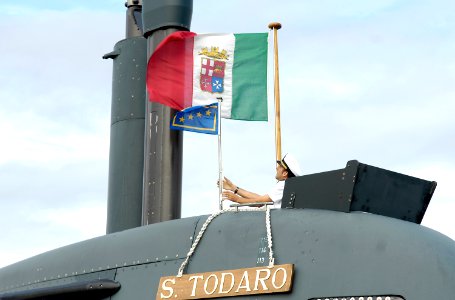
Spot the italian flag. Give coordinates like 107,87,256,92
146,31,268,121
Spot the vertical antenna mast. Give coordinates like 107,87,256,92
141,0,193,225
105,0,146,234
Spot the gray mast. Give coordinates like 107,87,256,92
125,0,143,38
141,0,193,225
104,0,147,234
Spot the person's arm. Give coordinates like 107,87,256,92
222,191,272,204
223,177,262,199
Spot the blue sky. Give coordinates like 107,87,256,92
1,0,120,12
0,0,454,268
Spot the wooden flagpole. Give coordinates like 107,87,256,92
268,22,282,162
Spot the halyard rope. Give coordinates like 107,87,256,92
265,205,275,268
177,205,275,277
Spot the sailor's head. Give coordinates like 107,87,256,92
276,153,302,180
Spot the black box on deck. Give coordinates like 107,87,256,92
282,160,437,224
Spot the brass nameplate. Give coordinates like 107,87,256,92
156,264,293,299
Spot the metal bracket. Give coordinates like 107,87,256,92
230,202,274,212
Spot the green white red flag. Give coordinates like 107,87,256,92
146,31,268,121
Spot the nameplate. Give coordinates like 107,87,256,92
156,264,293,299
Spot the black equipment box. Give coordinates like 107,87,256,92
282,160,437,224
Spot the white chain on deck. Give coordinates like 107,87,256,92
177,205,275,277
265,205,275,268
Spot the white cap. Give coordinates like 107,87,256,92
281,153,302,177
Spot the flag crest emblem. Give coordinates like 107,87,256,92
199,47,228,94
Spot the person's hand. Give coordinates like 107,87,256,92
222,191,239,203
223,177,236,191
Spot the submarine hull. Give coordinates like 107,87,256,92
1,209,454,299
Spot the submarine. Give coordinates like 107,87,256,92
1,159,454,299
1,1,454,299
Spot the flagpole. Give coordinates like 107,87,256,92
268,22,282,162
217,97,223,210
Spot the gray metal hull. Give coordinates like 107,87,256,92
1,209,454,299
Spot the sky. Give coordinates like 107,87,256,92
0,0,454,268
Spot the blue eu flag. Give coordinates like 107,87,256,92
170,103,218,135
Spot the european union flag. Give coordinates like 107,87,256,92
170,103,218,135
